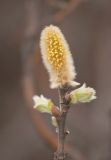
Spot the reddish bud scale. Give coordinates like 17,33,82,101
51,106,61,117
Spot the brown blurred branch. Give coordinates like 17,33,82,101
22,75,57,150
47,0,86,23
22,0,59,151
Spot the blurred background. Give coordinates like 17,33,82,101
0,0,111,160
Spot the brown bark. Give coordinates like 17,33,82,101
54,87,70,160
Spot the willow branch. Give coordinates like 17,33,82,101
21,1,87,160
54,87,71,160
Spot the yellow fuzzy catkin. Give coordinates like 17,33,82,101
40,25,79,88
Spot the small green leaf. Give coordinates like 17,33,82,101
70,83,96,104
33,95,54,114
35,105,51,113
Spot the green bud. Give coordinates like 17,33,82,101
33,95,53,114
70,83,96,104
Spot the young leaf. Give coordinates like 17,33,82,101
33,95,53,114
70,83,96,104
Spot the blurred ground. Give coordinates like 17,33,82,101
0,0,111,160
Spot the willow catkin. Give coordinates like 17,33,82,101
40,25,79,88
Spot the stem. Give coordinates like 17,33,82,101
58,110,67,158
54,86,70,160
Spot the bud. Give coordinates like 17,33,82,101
40,25,79,88
70,83,96,103
51,116,58,127
33,95,53,114
51,106,61,117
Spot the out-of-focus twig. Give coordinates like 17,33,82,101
47,0,86,23
22,0,60,151
22,75,57,150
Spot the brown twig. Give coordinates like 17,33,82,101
53,0,85,23
54,86,71,160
